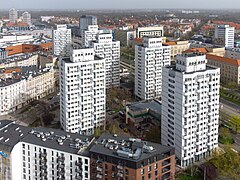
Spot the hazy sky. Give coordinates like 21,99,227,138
1,0,240,10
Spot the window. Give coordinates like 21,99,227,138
148,166,152,172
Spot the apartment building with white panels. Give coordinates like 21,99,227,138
82,25,99,48
60,48,106,135
93,33,120,87
53,24,72,57
161,53,220,167
215,25,235,48
135,36,171,100
0,120,93,180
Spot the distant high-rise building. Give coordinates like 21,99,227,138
135,36,171,100
22,12,31,25
53,24,72,57
161,53,220,167
9,8,18,23
215,25,235,48
60,48,106,135
83,25,120,88
93,33,120,88
83,25,99,48
80,15,97,37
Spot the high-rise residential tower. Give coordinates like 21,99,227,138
161,53,220,167
22,12,31,25
9,8,18,23
93,33,120,87
53,24,72,57
80,15,97,37
215,25,235,48
135,36,171,100
60,48,106,135
82,24,120,88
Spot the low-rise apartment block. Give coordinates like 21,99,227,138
90,133,175,180
163,41,190,61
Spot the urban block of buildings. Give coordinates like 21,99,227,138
0,66,55,116
0,120,175,180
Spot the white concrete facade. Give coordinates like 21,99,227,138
93,33,120,87
22,12,31,25
0,121,93,180
9,8,18,23
53,25,72,57
60,48,106,135
135,36,171,100
161,53,220,167
83,25,99,48
215,25,235,48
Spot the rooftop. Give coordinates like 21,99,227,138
127,100,161,115
0,120,95,156
0,66,52,87
90,133,173,162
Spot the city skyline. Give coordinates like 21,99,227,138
1,0,240,10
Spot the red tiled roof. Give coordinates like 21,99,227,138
163,42,177,45
7,22,29,27
206,54,240,66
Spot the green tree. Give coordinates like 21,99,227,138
94,128,103,137
226,82,237,89
210,146,240,179
230,115,240,133
219,127,234,144
108,124,118,134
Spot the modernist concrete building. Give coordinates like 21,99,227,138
9,8,18,23
93,33,120,87
135,36,171,100
53,25,72,57
60,48,106,135
22,12,31,25
161,53,220,167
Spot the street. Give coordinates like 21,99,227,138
220,98,240,117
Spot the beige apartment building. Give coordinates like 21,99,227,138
163,41,190,60
206,54,240,85
0,67,55,115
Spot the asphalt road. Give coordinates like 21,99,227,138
220,98,240,117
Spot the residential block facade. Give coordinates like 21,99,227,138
162,53,220,167
60,48,106,135
135,36,171,100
